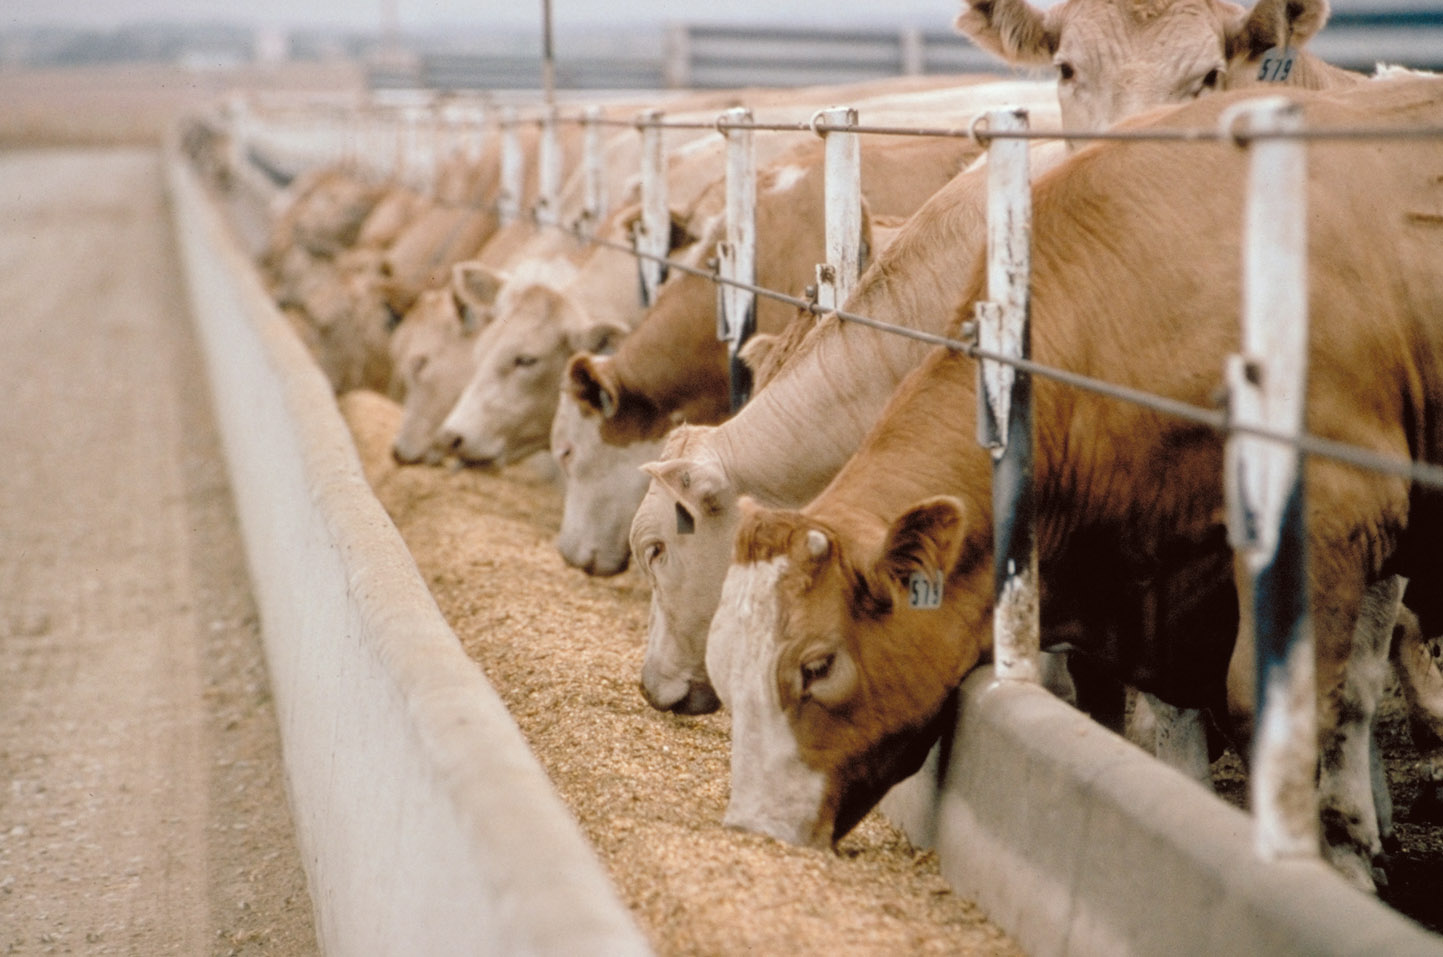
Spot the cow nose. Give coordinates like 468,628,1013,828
434,429,464,457
673,681,720,715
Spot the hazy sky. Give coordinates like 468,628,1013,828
3,0,976,33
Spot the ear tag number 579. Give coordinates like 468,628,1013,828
1257,46,1295,83
908,571,943,610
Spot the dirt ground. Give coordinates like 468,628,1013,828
0,149,317,955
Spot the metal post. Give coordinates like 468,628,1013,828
900,27,925,76
579,106,606,237
815,106,862,313
393,106,413,187
718,106,757,411
227,93,248,181
1223,97,1316,862
664,23,690,89
498,107,523,226
974,107,1040,684
540,0,556,109
535,106,560,225
635,109,668,306
467,103,489,167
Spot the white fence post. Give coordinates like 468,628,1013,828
390,107,408,187
974,106,1040,685
227,93,249,180
718,106,757,411
579,105,606,237
498,107,523,226
535,105,560,225
815,106,862,314
411,103,428,193
635,108,669,306
466,103,489,167
1222,97,1317,863
900,27,925,75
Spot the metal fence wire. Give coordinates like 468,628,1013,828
231,83,1443,865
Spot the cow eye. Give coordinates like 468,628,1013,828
1056,60,1076,83
514,354,538,368
641,541,664,566
801,653,834,691
1189,67,1223,98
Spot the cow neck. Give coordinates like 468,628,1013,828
714,168,995,508
806,344,994,549
609,271,732,425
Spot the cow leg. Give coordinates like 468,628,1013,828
1226,557,1393,891
1039,650,1078,707
1391,600,1443,822
1371,723,1395,850
1066,654,1126,733
1317,575,1400,892
1141,693,1212,784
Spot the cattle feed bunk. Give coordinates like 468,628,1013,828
175,88,1443,956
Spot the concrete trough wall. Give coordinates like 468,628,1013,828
164,140,1442,957
882,673,1441,956
163,147,652,957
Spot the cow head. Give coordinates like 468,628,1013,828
707,496,991,847
550,326,699,575
288,170,384,258
551,388,667,577
389,262,505,465
438,282,627,469
631,426,737,714
955,0,1333,133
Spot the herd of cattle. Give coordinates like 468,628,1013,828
248,0,1443,902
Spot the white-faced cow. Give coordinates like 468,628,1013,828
706,78,1443,892
389,262,528,464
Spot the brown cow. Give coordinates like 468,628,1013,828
706,78,1443,892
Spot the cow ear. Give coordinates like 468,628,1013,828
737,332,779,376
567,319,629,356
1226,0,1330,60
621,204,696,252
954,0,1059,67
452,262,506,332
878,496,972,599
640,455,729,520
668,209,698,253
565,353,622,419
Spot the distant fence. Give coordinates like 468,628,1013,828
368,24,1010,92
368,15,1443,93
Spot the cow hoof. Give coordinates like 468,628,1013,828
1324,846,1379,895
